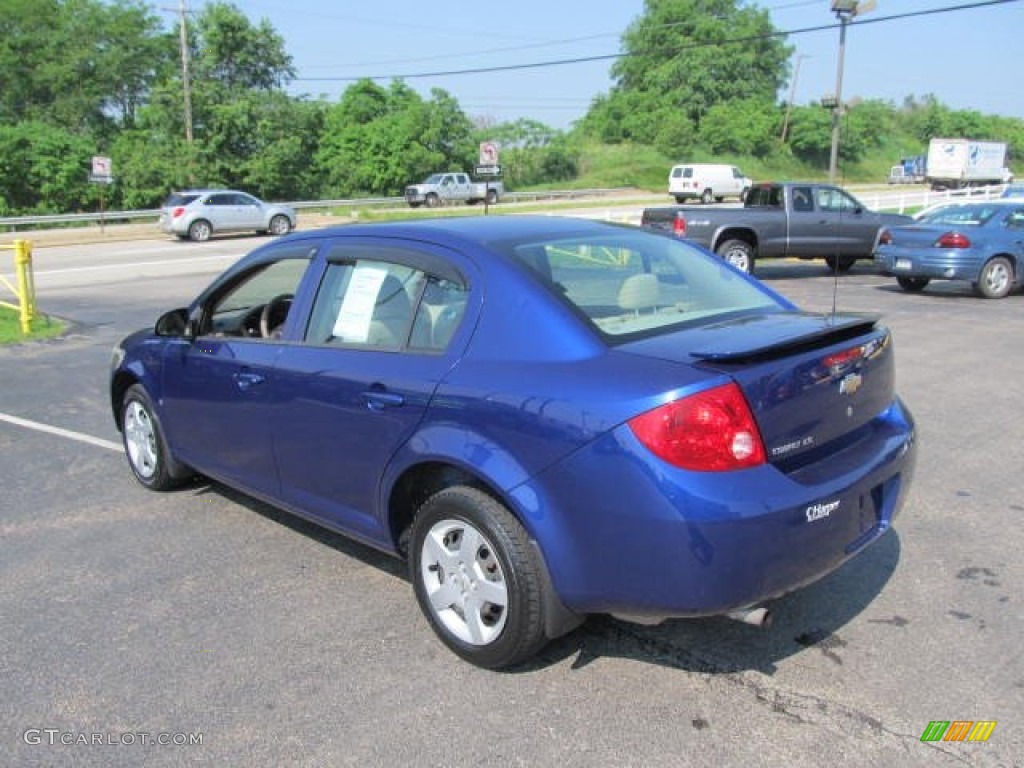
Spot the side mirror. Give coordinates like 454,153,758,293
155,308,189,337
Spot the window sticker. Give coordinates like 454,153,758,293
333,265,388,342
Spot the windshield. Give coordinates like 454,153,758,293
496,231,782,339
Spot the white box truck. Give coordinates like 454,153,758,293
925,138,1012,190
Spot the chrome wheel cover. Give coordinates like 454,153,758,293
419,519,508,645
123,400,158,479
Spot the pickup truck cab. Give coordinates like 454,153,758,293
641,182,912,274
405,172,503,208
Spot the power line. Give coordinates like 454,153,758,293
293,0,1021,83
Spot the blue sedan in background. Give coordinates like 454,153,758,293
875,200,1024,298
110,216,917,668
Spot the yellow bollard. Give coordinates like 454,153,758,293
14,240,35,335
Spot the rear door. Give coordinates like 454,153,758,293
269,238,473,541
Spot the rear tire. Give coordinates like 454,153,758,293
188,219,212,242
715,239,755,274
897,276,930,292
974,256,1013,299
410,486,550,669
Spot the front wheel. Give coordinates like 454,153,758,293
975,256,1013,298
121,384,189,491
486,189,498,205
425,193,441,208
715,239,755,274
897,276,930,292
700,188,714,205
410,486,550,669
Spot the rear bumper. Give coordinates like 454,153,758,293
874,248,983,281
516,398,916,617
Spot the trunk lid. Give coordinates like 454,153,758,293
618,311,894,466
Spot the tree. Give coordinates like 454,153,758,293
0,0,173,136
580,0,790,145
0,122,97,214
315,80,476,197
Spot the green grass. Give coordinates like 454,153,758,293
0,304,65,343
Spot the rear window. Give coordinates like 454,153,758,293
745,186,783,207
918,205,999,227
497,231,781,339
163,193,200,207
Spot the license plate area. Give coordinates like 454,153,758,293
895,258,912,270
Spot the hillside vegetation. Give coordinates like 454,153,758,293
1,0,1020,217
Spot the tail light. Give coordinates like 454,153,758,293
628,382,766,471
936,232,970,248
172,206,186,219
673,212,687,237
877,228,892,245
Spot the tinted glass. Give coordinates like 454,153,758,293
498,231,780,339
918,205,999,227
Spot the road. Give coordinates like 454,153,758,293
1,231,1021,767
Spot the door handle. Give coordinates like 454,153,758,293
233,371,265,390
363,390,405,410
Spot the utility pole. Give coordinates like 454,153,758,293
827,0,875,183
177,0,193,143
780,54,808,144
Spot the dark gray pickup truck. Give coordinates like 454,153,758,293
640,182,912,274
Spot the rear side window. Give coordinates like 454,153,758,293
306,259,467,352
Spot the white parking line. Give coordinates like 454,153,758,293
0,412,121,452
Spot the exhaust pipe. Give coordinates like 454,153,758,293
727,605,773,629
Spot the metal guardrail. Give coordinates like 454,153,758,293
0,188,638,231
0,184,1009,231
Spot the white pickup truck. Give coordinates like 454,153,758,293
404,172,503,208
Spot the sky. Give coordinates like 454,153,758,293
207,0,1024,131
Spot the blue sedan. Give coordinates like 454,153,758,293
874,200,1024,298
110,216,917,668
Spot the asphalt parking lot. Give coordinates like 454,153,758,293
1,236,1021,767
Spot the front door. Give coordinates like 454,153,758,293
161,247,313,496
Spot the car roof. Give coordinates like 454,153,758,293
304,215,634,245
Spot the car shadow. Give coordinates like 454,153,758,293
180,478,902,677
185,479,407,580
752,261,880,281
522,530,903,676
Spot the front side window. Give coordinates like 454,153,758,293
815,187,860,213
499,231,780,339
200,248,313,338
